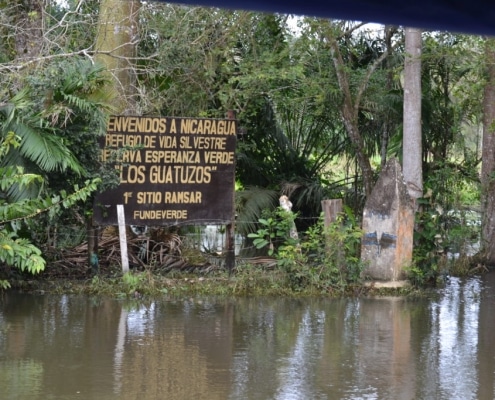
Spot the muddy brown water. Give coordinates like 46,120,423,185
2,273,495,400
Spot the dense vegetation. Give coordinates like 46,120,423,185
0,1,492,294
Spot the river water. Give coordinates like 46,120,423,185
1,272,495,400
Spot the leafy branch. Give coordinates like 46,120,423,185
0,178,101,225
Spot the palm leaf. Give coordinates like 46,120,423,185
4,121,82,174
235,186,279,235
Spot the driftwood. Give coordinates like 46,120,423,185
42,227,281,279
43,233,189,278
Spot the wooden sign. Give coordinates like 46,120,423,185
94,115,237,226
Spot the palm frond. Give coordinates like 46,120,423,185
281,179,326,217
5,121,83,173
235,186,279,235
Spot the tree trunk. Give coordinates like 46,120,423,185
95,0,140,114
328,29,374,197
402,27,423,209
380,26,397,170
481,38,495,265
340,108,375,197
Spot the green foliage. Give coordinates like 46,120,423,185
248,206,364,292
0,130,101,279
0,178,101,225
0,176,101,275
89,271,163,298
0,138,47,275
232,264,290,295
0,231,45,274
122,272,145,295
0,55,117,265
279,212,364,293
410,159,481,284
0,88,83,177
409,206,443,286
0,279,10,289
247,207,299,256
136,6,483,230
235,186,279,236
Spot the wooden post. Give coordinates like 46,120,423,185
117,204,129,273
87,215,99,275
225,224,235,275
321,199,343,253
321,199,343,229
225,109,236,275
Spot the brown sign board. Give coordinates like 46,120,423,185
93,115,237,226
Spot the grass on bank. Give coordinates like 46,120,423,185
7,260,460,299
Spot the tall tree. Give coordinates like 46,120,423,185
95,0,140,113
481,38,495,265
316,21,401,197
325,22,374,197
402,27,423,209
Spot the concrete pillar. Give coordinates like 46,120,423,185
361,158,415,281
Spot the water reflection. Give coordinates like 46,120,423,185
418,277,481,400
1,274,495,399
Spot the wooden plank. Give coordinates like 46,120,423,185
117,204,129,273
321,199,343,228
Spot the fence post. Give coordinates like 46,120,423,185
225,109,236,275
87,215,99,275
117,204,129,273
321,199,343,253
321,199,343,228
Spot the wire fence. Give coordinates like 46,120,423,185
39,215,321,253
33,216,319,274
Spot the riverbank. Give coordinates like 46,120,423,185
6,260,432,299
4,238,486,298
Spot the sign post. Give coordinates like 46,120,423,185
117,204,129,273
94,115,238,272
